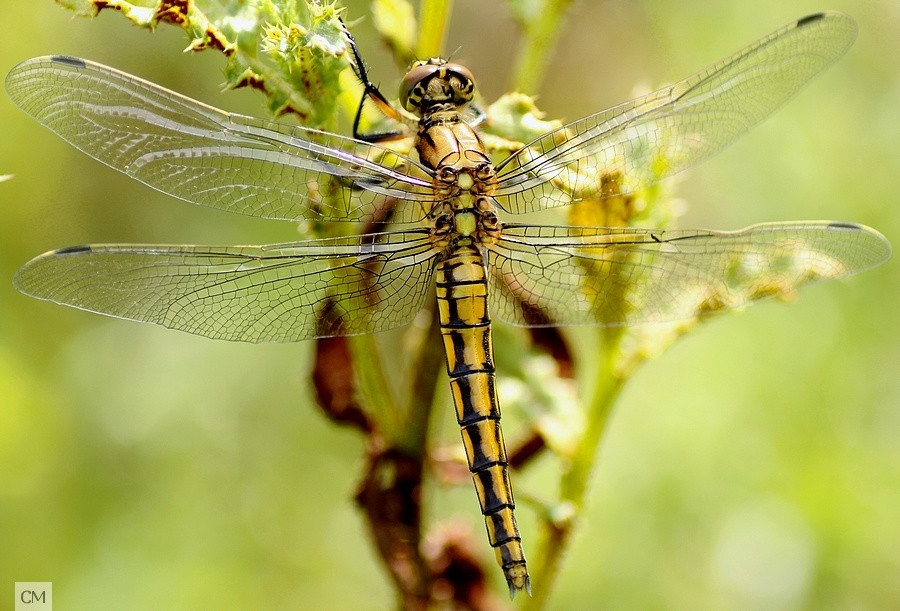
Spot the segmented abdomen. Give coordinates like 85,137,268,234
435,242,530,595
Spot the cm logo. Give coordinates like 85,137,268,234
20,590,47,604
15,583,52,609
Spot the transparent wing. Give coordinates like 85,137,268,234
487,222,890,327
14,232,441,342
493,12,856,213
5,56,438,223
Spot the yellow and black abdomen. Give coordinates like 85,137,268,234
435,242,530,596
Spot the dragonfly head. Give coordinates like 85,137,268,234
399,58,476,115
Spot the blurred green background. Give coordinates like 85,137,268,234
1,1,897,609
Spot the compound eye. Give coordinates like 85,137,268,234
444,63,476,103
399,62,440,113
399,60,477,113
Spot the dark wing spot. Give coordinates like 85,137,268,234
55,245,93,255
827,222,861,231
50,56,86,68
797,13,826,27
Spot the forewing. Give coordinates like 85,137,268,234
14,232,440,342
487,222,890,327
5,56,437,223
493,12,856,213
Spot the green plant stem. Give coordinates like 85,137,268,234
510,0,574,93
402,309,445,454
523,335,626,609
417,0,453,58
349,334,404,437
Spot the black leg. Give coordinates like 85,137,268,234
340,18,408,142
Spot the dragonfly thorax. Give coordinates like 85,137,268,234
415,110,497,190
428,196,501,250
415,75,501,252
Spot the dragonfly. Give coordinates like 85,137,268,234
7,11,891,596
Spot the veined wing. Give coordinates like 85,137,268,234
487,222,890,327
14,231,440,342
492,12,856,213
5,56,438,223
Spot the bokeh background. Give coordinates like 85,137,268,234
1,1,897,608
